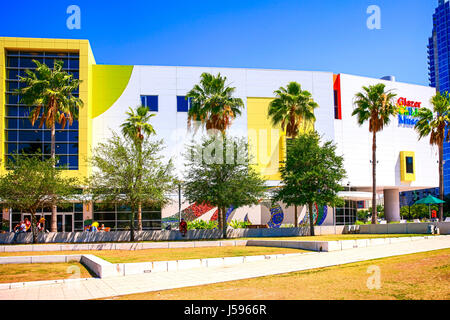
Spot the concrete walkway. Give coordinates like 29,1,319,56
1,236,449,300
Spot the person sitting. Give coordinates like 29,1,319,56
12,221,26,243
24,218,31,232
37,217,46,232
91,221,99,232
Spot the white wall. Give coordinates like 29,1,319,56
336,74,439,191
92,66,334,178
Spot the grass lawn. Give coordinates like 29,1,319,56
108,248,450,300
0,246,309,264
0,262,93,284
243,234,437,241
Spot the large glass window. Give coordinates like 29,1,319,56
335,200,357,225
5,50,80,169
92,203,162,231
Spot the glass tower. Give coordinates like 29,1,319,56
428,0,450,194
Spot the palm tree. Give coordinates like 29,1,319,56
267,81,319,227
15,60,83,232
187,72,244,134
186,73,244,233
121,106,156,232
414,92,450,222
352,83,397,224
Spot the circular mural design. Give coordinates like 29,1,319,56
300,204,328,226
267,205,284,228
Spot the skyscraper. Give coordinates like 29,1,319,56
428,0,450,195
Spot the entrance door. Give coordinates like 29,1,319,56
64,215,73,232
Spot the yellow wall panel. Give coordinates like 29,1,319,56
247,97,285,181
0,37,95,182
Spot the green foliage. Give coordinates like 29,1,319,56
0,155,79,242
88,133,176,241
367,205,385,219
183,135,267,238
357,210,370,222
121,106,156,144
229,220,251,229
186,73,244,133
187,220,218,230
272,131,346,235
268,82,318,138
1,219,10,232
400,204,439,219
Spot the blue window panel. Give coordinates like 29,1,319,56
7,95,19,104
55,144,69,155
141,95,158,112
7,57,18,67
7,118,18,129
55,130,68,142
69,131,79,142
18,119,40,130
68,155,79,169
6,130,18,142
177,96,191,112
68,143,79,154
19,130,42,142
17,107,33,117
57,155,69,167
6,107,18,117
7,143,18,154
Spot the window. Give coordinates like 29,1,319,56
141,95,158,112
406,157,414,174
177,96,191,112
5,50,80,170
334,90,339,119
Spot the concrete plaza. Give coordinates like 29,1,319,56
0,236,449,300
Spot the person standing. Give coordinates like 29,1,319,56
179,218,187,237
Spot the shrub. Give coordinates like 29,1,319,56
187,220,218,230
229,220,251,229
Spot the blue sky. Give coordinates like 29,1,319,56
0,0,437,86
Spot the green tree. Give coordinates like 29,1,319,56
121,106,156,231
272,132,346,236
186,73,244,133
15,60,83,232
352,83,397,224
88,133,175,242
268,81,318,137
0,155,79,243
414,92,450,222
268,81,318,226
183,135,267,238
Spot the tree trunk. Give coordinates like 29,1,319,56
51,122,57,233
308,203,315,236
138,202,142,231
217,208,223,231
221,208,227,239
294,205,298,227
130,209,135,242
371,131,378,225
31,212,38,244
439,142,444,222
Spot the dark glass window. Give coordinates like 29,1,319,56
177,96,191,112
406,157,414,174
141,95,158,112
5,50,80,170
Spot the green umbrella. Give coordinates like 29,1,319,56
414,195,445,205
414,195,444,219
